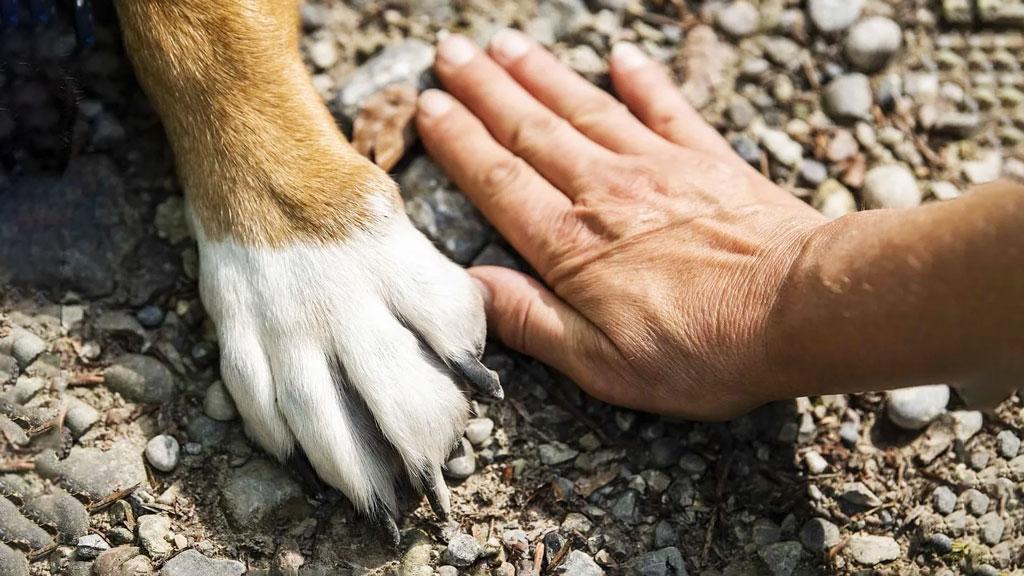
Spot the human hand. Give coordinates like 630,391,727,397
415,30,830,419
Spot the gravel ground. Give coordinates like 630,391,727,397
2,0,1023,574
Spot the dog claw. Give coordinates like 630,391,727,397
450,355,504,400
379,514,401,549
421,463,451,520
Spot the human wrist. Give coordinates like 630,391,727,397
767,187,1024,400
764,209,898,399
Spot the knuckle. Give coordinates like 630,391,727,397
507,289,538,354
482,153,528,191
508,112,564,157
571,97,626,133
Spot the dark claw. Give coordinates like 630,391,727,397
378,514,401,549
450,355,504,399
420,463,451,520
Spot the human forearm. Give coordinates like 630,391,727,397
770,180,1024,400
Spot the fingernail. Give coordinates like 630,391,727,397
438,35,476,67
490,28,530,63
611,42,648,71
471,277,492,308
418,89,452,118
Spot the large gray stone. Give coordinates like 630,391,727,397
399,157,492,265
159,550,246,576
0,542,29,576
220,459,308,527
22,490,90,538
103,354,176,404
35,440,147,500
0,495,51,549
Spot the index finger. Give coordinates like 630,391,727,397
416,89,578,277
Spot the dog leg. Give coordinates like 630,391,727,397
111,0,499,529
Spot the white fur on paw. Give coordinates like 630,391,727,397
193,207,492,518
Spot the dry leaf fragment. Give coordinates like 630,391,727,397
352,84,418,171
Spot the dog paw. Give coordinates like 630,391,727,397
193,197,500,528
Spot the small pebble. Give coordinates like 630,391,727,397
678,452,707,476
539,442,579,466
732,136,762,165
464,418,494,446
309,37,339,69
64,397,100,438
841,482,881,508
76,534,109,560
137,514,173,558
930,181,962,201
799,159,828,186
807,0,863,32
760,129,804,167
997,430,1020,459
839,421,860,446
716,1,760,38
927,533,953,554
933,486,957,515
803,451,828,474
845,17,902,72
445,438,476,479
975,564,999,576
204,381,238,421
145,435,180,473
445,533,481,568
135,306,164,328
968,450,990,471
886,384,949,430
963,488,989,516
612,490,638,521
654,520,678,548
11,332,46,368
823,74,873,121
799,518,840,552
862,164,922,209
813,179,857,219
978,512,1004,545
845,534,900,566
